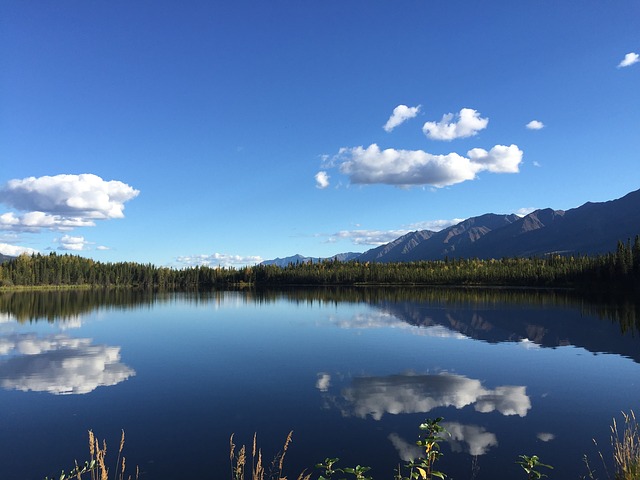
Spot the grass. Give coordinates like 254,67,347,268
611,411,640,480
229,431,310,480
45,412,640,480
45,430,138,480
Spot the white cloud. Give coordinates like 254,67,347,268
388,433,422,462
57,235,89,251
329,311,468,339
327,229,411,246
515,207,537,217
407,218,465,231
389,425,498,461
0,333,135,395
341,372,531,420
176,253,263,268
526,120,544,130
467,144,522,173
0,211,94,232
618,52,639,68
316,373,331,392
315,171,330,189
324,219,462,247
330,311,410,329
442,422,499,456
0,243,38,256
334,143,522,187
0,174,139,233
383,104,421,132
422,108,488,141
96,245,110,251
536,432,556,442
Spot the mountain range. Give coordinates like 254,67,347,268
2,189,638,267
264,187,640,265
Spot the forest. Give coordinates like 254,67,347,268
1,237,639,292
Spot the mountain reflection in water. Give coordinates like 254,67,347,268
0,287,638,480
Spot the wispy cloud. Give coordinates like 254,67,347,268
526,120,544,130
0,174,139,233
326,229,411,246
0,211,94,232
388,433,422,462
537,432,556,442
176,253,263,268
316,373,331,392
324,219,463,246
333,143,522,187
383,104,421,132
422,108,488,141
406,219,464,231
618,52,639,68
515,207,537,217
315,171,330,189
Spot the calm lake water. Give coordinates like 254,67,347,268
1,288,639,480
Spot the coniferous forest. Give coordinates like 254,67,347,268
1,237,639,292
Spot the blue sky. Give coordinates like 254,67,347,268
1,1,639,267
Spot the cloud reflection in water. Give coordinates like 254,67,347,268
339,372,530,420
0,333,135,395
389,421,498,459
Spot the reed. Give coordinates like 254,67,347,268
611,411,640,480
44,430,137,480
230,431,309,480
45,411,640,480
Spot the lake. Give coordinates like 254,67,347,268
1,288,639,480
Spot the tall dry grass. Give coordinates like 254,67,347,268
45,430,138,480
229,431,310,480
611,411,640,480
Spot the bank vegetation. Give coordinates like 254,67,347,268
2,238,640,293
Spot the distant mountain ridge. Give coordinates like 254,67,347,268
363,188,640,262
0,254,15,264
261,252,361,267
263,187,640,265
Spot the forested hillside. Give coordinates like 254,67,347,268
1,237,640,291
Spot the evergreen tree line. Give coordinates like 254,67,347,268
1,236,639,291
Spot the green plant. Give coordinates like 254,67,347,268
315,458,372,480
343,465,373,480
315,458,342,480
405,417,449,480
317,418,450,480
516,454,553,480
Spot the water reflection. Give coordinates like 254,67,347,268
0,333,135,394
329,310,469,339
443,422,499,455
536,432,555,442
325,372,530,420
1,288,639,349
388,433,423,461
389,422,499,458
0,287,637,480
0,288,159,323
